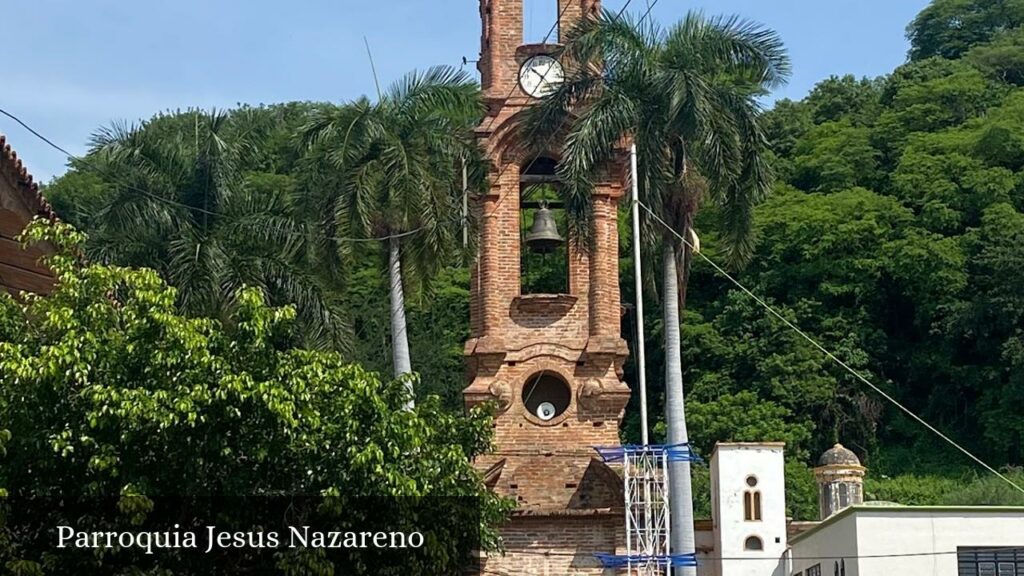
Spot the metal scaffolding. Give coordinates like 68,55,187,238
594,444,701,575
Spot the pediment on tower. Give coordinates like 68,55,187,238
478,107,574,165
477,113,631,198
488,455,624,515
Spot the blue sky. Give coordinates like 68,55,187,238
2,0,929,181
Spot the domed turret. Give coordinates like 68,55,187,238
819,443,861,467
814,443,865,520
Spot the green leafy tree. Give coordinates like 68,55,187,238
761,98,813,182
967,27,1024,84
791,122,882,191
0,220,510,575
939,469,1024,505
682,391,812,460
875,59,1003,161
302,67,481,401
803,75,884,126
892,150,1016,233
865,474,966,505
907,0,1024,60
950,204,1024,460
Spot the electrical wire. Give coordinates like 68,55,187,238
477,0,576,136
636,199,1024,496
507,545,1024,561
2,2,657,241
0,106,431,244
482,0,650,218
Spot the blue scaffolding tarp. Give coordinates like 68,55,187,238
593,443,703,464
594,552,700,568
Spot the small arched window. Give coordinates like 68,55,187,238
744,536,763,551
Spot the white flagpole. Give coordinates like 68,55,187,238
462,156,469,248
630,142,650,446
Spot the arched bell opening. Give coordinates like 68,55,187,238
521,371,571,422
520,155,569,295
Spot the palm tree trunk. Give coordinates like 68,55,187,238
676,210,695,312
388,237,414,409
663,240,696,576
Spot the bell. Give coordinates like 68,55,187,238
524,203,564,254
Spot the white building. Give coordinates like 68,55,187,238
693,441,1024,576
702,443,789,576
788,505,1024,576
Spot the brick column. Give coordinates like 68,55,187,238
558,0,600,41
588,191,620,341
482,0,524,98
476,161,521,342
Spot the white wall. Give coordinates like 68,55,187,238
711,443,788,576
790,507,1024,576
856,509,1024,576
695,528,717,576
789,511,859,576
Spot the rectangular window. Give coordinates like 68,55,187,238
807,564,822,576
958,547,1023,576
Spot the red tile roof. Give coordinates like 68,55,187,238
0,133,57,221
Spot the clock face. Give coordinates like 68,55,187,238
519,55,564,98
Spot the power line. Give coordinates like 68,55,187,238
0,106,430,245
638,0,658,23
636,199,1024,496
483,0,650,217
507,545,1024,561
477,0,575,136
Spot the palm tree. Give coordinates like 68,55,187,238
522,11,789,572
302,67,482,405
74,109,350,350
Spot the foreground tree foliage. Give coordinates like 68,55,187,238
0,221,509,575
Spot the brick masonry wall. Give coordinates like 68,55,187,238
556,0,601,43
482,515,625,576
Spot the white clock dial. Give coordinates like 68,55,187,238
519,55,564,98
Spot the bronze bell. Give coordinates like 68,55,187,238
524,202,564,254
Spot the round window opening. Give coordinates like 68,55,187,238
746,475,758,487
522,372,571,422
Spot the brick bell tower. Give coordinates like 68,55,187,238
463,1,631,573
